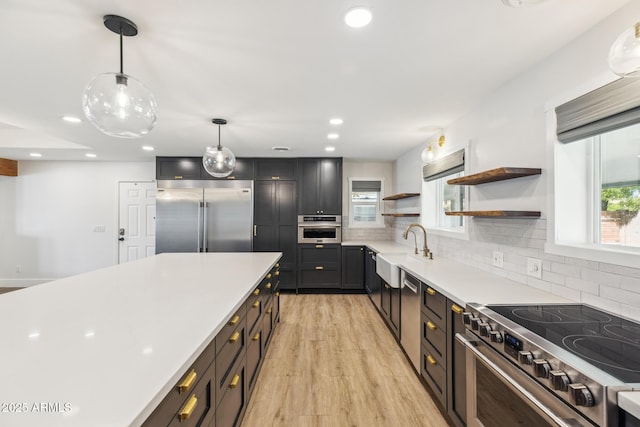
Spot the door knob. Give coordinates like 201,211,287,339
118,237,125,241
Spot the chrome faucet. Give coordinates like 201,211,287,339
402,223,431,258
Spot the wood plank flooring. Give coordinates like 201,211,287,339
242,294,449,427
0,287,22,295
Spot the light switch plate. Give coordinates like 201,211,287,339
492,251,504,268
526,257,542,279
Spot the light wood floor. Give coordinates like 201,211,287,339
242,294,450,427
0,287,21,295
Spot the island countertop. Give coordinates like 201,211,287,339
0,252,281,427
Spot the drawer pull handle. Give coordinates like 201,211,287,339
315,244,324,248
451,304,464,315
178,394,198,421
228,315,240,326
253,288,260,296
315,266,324,270
275,270,280,276
229,331,240,343
174,175,183,180
266,282,272,289
266,308,272,314
275,263,280,268
253,300,261,308
426,354,437,366
426,321,437,331
275,292,280,297
177,370,197,394
229,374,240,389
271,176,280,180
253,332,260,341
226,176,236,180
267,273,272,279
426,287,436,296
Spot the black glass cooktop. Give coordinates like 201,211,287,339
488,304,640,383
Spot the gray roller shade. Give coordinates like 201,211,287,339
352,180,381,192
556,77,640,143
423,149,465,182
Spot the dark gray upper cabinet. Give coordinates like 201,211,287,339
254,158,297,181
297,158,342,215
156,156,205,180
217,158,254,180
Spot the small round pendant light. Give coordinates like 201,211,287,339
609,22,640,78
203,119,236,178
82,15,157,138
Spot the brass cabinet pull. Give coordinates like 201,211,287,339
275,292,280,297
253,332,261,341
226,176,236,180
426,321,437,331
177,369,197,394
228,315,240,326
275,263,280,268
174,175,183,180
229,331,240,343
315,244,324,248
266,308,272,314
275,270,280,276
229,374,240,388
266,282,272,289
451,304,464,315
315,266,324,270
426,354,437,366
271,176,280,180
253,288,260,296
178,394,198,421
267,273,272,279
253,225,257,237
426,287,436,296
253,300,260,308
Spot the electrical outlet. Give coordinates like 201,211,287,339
526,257,542,279
492,251,504,268
15,265,21,274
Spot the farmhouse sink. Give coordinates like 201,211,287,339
376,253,410,288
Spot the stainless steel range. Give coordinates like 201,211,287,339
457,303,640,427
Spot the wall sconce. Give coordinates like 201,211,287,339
421,129,445,163
609,22,640,78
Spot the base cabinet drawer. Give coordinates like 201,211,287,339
422,285,446,328
422,344,446,407
246,326,264,397
168,368,215,427
216,321,246,406
216,357,247,427
422,316,446,364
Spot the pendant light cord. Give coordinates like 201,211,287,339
217,125,222,149
119,28,124,74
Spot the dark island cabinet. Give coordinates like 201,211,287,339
342,246,365,290
253,181,297,290
254,158,297,181
298,244,341,289
297,158,342,215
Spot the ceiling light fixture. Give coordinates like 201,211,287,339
62,116,82,124
345,7,372,28
142,145,155,151
203,118,236,178
85,153,97,158
609,22,640,78
501,0,548,7
272,146,291,152
325,146,336,152
329,118,343,125
82,15,157,138
29,153,42,158
327,133,339,140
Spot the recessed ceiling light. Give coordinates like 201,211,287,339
501,0,548,7
142,145,154,151
329,118,343,125
62,116,82,124
272,146,291,151
29,152,42,158
85,153,97,158
345,7,372,28
325,146,336,152
327,133,339,140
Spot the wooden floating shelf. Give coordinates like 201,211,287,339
381,213,421,217
445,210,541,218
447,167,541,185
383,193,420,201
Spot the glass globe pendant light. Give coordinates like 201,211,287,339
203,119,236,178
609,22,640,78
82,15,157,138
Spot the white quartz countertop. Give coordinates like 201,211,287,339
0,252,281,427
619,392,640,420
343,240,569,306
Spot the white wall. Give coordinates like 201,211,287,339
1,161,154,285
393,2,640,321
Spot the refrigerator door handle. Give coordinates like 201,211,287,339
197,201,203,252
202,202,208,252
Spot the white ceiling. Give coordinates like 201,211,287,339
0,0,632,162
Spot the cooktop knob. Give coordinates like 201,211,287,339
462,312,473,325
470,317,481,330
533,359,551,378
549,370,570,391
518,351,533,365
489,331,503,343
568,383,594,407
478,322,491,337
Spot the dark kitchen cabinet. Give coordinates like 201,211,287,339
298,244,341,289
364,248,382,310
297,158,342,215
254,158,297,181
381,282,400,339
254,180,297,290
447,301,467,427
212,158,254,180
341,245,365,290
156,156,205,180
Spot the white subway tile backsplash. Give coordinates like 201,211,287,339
621,304,640,322
542,270,564,286
621,276,640,292
549,262,580,278
581,293,622,314
599,263,640,279
600,286,640,306
565,276,599,295
579,268,621,288
550,284,581,301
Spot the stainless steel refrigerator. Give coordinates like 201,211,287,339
155,180,253,253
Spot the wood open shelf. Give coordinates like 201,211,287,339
381,213,420,217
383,193,420,201
447,167,541,185
445,210,540,218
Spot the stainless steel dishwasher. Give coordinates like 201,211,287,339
400,269,421,371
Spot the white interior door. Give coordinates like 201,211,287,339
118,182,156,264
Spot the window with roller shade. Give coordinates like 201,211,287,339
554,77,640,254
349,178,384,227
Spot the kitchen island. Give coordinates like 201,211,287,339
0,252,281,427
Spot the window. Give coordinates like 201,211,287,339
348,178,384,227
421,149,466,234
551,76,640,266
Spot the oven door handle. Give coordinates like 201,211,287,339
456,333,584,427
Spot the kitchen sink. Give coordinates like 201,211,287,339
376,253,410,288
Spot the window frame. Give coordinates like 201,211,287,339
347,177,385,228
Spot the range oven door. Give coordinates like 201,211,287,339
456,332,591,427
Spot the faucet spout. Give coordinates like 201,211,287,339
402,223,431,258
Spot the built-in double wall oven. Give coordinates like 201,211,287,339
297,215,341,244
